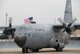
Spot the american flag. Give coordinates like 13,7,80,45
24,17,33,24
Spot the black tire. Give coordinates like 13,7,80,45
22,48,28,53
56,49,60,52
60,48,63,51
32,49,39,52
56,48,63,52
22,48,25,53
55,44,63,52
26,48,28,53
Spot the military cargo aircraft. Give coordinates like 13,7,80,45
0,0,80,53
14,0,80,53
14,18,80,53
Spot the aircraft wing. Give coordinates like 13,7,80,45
74,24,80,30
53,24,80,31
0,27,8,30
53,25,64,29
53,25,64,32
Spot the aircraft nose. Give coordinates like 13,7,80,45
14,36,26,47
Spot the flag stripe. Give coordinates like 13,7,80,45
24,17,33,24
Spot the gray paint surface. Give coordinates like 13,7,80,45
0,40,80,48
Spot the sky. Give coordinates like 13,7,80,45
0,0,80,26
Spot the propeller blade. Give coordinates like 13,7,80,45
68,23,72,27
58,18,63,24
58,18,66,27
9,17,12,28
71,18,77,24
68,18,77,27
58,18,77,34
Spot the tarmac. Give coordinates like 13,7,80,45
0,48,80,54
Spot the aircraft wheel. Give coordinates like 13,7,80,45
31,49,39,52
56,48,63,52
22,48,25,53
22,48,28,53
55,44,63,52
56,49,59,52
59,48,63,51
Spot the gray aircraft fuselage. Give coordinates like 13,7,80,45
14,24,70,50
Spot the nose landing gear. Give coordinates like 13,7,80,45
22,48,28,53
22,48,39,53
55,44,63,52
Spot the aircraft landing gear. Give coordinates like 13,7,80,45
56,48,63,52
55,44,63,52
31,49,39,52
22,48,39,53
22,48,28,53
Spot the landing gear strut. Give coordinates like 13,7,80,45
55,44,63,52
22,48,39,53
31,49,39,52
56,48,63,52
22,48,28,53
